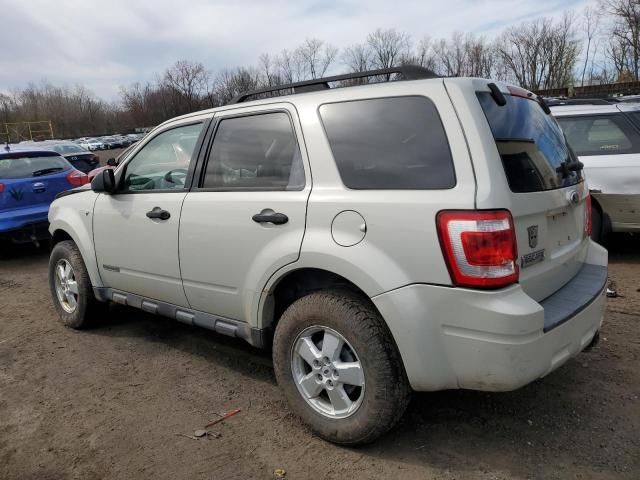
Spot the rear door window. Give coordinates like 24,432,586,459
319,96,455,189
555,114,640,156
477,92,582,193
201,112,305,191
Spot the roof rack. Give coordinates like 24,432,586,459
228,65,440,104
545,98,614,107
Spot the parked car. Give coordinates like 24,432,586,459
47,67,607,445
78,138,105,151
0,146,88,245
30,141,99,174
550,99,640,241
87,143,136,180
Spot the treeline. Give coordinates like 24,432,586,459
2,0,640,138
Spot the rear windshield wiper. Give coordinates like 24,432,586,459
556,158,584,178
32,167,64,177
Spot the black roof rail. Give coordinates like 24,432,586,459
544,98,614,107
228,65,440,105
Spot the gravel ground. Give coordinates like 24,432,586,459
0,235,638,479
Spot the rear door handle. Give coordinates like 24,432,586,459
252,211,288,225
146,207,171,220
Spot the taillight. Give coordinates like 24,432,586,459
437,210,519,289
0,183,4,193
66,170,89,187
585,194,592,237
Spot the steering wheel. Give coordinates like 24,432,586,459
163,168,189,186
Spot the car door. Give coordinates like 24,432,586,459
93,120,207,307
179,104,311,323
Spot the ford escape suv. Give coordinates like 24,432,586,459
47,67,607,445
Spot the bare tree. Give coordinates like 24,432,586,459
497,14,580,90
163,60,210,113
581,6,602,85
342,43,372,73
601,0,640,80
296,38,338,79
367,28,411,71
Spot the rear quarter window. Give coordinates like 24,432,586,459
555,114,640,156
319,96,456,189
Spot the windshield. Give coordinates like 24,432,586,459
0,155,71,179
477,91,583,193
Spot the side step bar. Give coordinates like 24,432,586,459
94,287,268,348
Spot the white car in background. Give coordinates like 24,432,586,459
551,99,640,241
77,138,105,151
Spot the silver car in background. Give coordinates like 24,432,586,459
551,100,640,241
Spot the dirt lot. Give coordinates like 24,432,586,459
0,236,638,480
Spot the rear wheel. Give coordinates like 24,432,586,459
49,240,105,329
273,290,411,445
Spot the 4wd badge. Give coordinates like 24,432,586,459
527,225,539,249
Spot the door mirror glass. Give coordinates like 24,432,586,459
91,168,116,194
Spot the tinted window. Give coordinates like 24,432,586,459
555,114,640,156
477,92,582,193
122,123,203,191
319,96,455,189
50,144,85,154
202,112,304,190
0,155,70,179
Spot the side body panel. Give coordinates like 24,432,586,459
48,190,103,287
179,103,311,324
258,80,477,328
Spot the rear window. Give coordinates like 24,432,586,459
555,114,640,156
319,96,455,189
477,92,582,193
0,154,71,179
51,144,86,154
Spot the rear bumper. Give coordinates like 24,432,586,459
0,205,50,242
373,240,608,392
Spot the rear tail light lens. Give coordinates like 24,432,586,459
0,183,4,193
437,210,519,289
585,194,592,237
66,170,89,187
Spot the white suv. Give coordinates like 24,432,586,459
551,99,640,240
47,67,607,445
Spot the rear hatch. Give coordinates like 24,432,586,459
64,152,99,173
475,87,589,302
0,152,75,213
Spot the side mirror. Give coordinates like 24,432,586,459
107,157,117,167
91,169,116,194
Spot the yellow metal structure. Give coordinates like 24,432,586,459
1,120,53,143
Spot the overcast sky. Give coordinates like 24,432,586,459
0,0,594,101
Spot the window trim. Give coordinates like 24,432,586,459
556,113,640,157
113,119,209,195
193,109,306,192
316,94,457,190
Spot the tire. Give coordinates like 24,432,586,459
273,290,411,445
591,205,603,244
48,240,104,329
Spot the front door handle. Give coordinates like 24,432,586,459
146,207,171,220
252,211,288,225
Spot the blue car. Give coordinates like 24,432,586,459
0,146,89,245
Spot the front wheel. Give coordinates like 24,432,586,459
49,240,105,329
272,291,411,445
